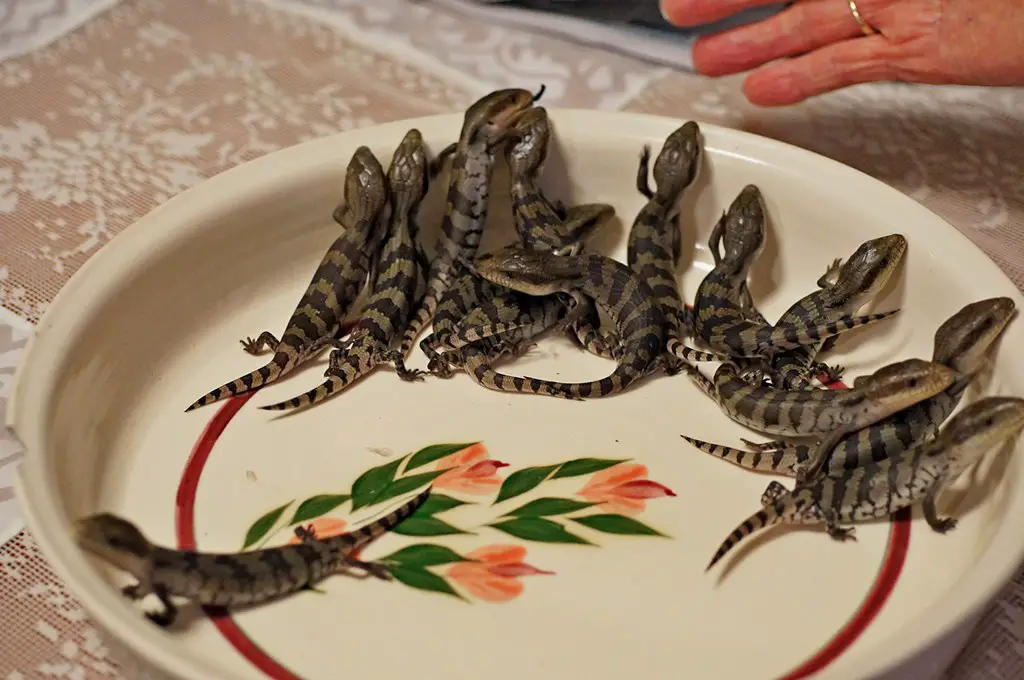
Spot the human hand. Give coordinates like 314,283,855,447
660,0,1024,106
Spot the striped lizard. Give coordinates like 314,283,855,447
184,146,389,412
706,396,1024,571
383,87,543,380
75,488,431,626
430,119,724,391
692,185,900,361
259,129,433,411
682,296,1017,478
468,247,668,398
739,233,908,388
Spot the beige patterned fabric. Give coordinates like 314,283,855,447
3,0,1024,677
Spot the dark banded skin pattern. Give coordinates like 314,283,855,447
628,121,723,369
686,358,954,439
682,297,1017,478
706,397,1024,571
184,147,389,412
741,234,907,388
472,248,667,399
75,488,431,626
506,107,615,253
259,129,432,411
385,87,543,380
693,185,901,360
418,106,615,396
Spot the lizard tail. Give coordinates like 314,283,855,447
463,352,580,400
185,350,296,412
680,435,800,476
767,309,901,351
259,351,375,411
681,363,716,400
666,338,725,363
393,284,442,361
706,504,783,571
339,487,432,550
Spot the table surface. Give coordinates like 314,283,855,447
2,0,1024,678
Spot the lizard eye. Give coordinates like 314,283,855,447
907,378,920,388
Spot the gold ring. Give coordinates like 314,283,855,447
847,0,878,36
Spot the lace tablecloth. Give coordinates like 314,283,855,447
2,0,1024,677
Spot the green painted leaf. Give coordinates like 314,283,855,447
489,517,592,545
388,565,463,599
503,497,597,518
372,470,448,506
418,494,471,516
551,458,630,479
242,501,291,549
493,464,559,505
405,442,478,471
289,494,350,525
391,516,468,537
351,458,404,510
380,544,470,567
570,514,665,537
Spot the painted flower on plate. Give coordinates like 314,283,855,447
446,544,553,602
433,443,508,495
577,463,675,515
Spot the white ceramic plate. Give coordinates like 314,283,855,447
9,110,1024,680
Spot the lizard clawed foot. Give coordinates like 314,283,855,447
928,517,958,534
239,337,263,355
814,362,846,383
294,524,317,543
826,525,857,542
145,607,177,628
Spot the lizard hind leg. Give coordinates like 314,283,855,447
760,481,789,506
240,331,280,356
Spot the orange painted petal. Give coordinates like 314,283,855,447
488,562,554,578
600,496,647,516
580,463,648,494
459,574,524,603
614,479,677,499
466,544,527,564
434,442,489,470
437,476,501,495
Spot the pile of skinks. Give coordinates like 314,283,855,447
183,87,1024,571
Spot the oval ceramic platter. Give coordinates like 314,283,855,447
9,109,1024,680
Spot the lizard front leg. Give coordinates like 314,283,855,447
635,144,655,200
822,508,857,542
144,584,179,628
812,361,846,384
817,257,843,289
240,332,281,356
922,484,958,533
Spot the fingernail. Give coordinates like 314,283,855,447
659,0,677,24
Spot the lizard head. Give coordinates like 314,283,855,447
473,246,583,296
936,396,1024,454
333,145,389,228
832,233,907,302
719,184,767,269
504,107,551,179
652,120,702,196
932,296,1017,375
854,358,956,408
459,86,544,147
386,128,430,217
75,513,153,577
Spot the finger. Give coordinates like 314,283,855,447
741,35,895,106
692,0,864,77
659,0,786,28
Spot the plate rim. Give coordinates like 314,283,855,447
9,108,1024,680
